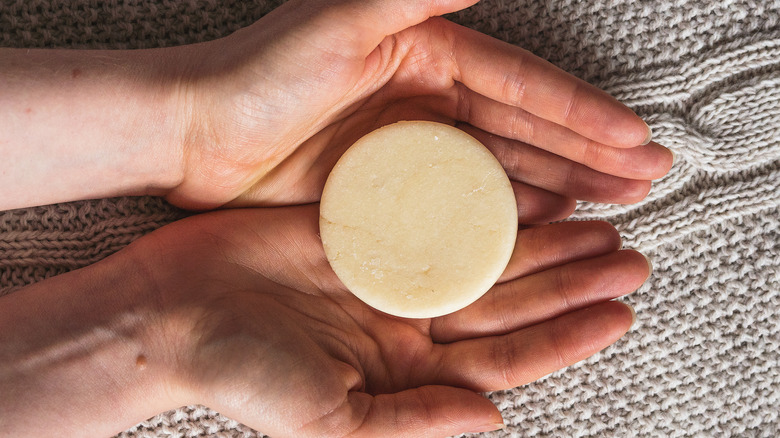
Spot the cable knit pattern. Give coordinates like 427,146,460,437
0,197,186,295
1,0,778,437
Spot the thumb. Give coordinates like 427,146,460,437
329,0,481,35
307,385,505,437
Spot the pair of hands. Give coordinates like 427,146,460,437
0,0,671,436
155,1,664,433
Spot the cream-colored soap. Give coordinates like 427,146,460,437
320,121,517,318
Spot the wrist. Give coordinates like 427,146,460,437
158,36,263,210
0,246,185,436
82,46,192,201
0,46,189,210
121,48,191,200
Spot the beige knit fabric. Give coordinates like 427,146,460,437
2,0,778,436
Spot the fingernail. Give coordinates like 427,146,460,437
627,303,638,326
669,147,677,165
643,253,654,276
641,121,653,145
468,422,506,433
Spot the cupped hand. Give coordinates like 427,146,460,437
166,0,673,210
131,205,649,437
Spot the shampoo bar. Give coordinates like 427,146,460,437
320,121,517,318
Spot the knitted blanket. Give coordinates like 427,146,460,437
2,0,778,436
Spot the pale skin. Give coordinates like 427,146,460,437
0,0,671,212
0,0,671,436
1,206,649,437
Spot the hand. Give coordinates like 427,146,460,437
169,0,673,210
133,205,649,436
0,203,649,437
0,0,671,212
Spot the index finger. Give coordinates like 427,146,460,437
447,20,652,148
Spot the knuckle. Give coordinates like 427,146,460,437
552,267,577,309
561,82,583,125
507,108,535,141
561,159,582,192
501,63,529,107
549,319,572,369
491,137,525,177
490,335,521,387
455,82,472,122
581,137,605,167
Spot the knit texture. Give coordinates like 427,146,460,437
2,0,778,436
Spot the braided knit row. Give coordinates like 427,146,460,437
0,197,185,295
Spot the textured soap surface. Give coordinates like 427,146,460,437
320,121,518,318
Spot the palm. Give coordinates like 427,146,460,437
140,204,647,436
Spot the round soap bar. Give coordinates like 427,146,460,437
320,121,518,318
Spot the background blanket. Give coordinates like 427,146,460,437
2,0,778,436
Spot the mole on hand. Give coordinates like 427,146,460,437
135,354,147,371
